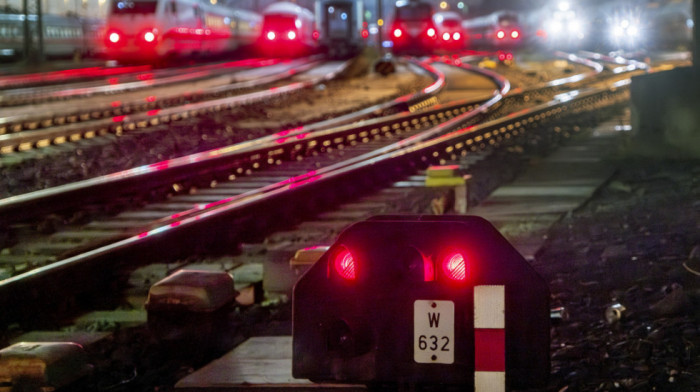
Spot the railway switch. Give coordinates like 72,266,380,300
292,215,549,390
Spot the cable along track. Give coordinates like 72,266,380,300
0,55,642,327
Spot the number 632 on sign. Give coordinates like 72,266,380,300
414,300,454,364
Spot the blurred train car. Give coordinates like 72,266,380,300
315,0,366,58
104,0,261,62
0,11,99,60
389,0,437,55
432,11,464,51
258,1,317,57
462,10,523,49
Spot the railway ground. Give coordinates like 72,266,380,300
169,110,697,390
2,55,696,391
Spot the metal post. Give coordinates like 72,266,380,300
376,0,382,51
22,0,29,59
36,0,43,62
694,0,699,72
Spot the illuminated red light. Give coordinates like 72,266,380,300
393,28,402,38
442,252,467,281
333,247,356,280
496,30,506,39
143,31,156,42
312,30,320,40
510,30,520,39
108,32,120,44
361,29,369,39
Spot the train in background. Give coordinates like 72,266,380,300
0,11,103,60
432,11,464,51
257,1,317,57
389,0,437,55
315,0,366,59
104,0,261,62
462,10,523,49
525,0,692,52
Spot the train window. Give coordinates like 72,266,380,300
396,4,433,21
168,1,177,15
112,1,158,15
498,14,518,27
441,20,460,28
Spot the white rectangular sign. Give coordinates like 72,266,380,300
414,300,454,364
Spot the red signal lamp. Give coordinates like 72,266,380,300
442,251,468,281
332,246,356,280
293,215,550,389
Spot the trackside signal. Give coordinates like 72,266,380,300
292,215,549,390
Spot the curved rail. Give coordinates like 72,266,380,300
0,58,447,222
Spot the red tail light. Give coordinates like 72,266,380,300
312,30,320,40
393,28,403,38
143,31,156,43
510,30,520,39
333,247,356,280
361,29,369,39
442,252,468,281
496,30,506,40
108,31,121,44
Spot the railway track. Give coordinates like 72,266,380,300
0,53,644,391
0,57,340,150
0,57,287,106
0,53,639,312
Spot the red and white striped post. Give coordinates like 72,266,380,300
474,285,506,391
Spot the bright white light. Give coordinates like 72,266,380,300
627,25,639,37
267,31,276,40
287,31,297,40
295,19,301,28
612,25,624,38
109,32,120,43
453,32,460,40
569,19,583,34
143,31,155,42
442,32,450,40
557,1,570,12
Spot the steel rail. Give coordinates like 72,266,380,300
0,59,446,222
0,59,326,145
0,58,311,134
0,57,290,104
0,56,626,326
0,70,630,309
